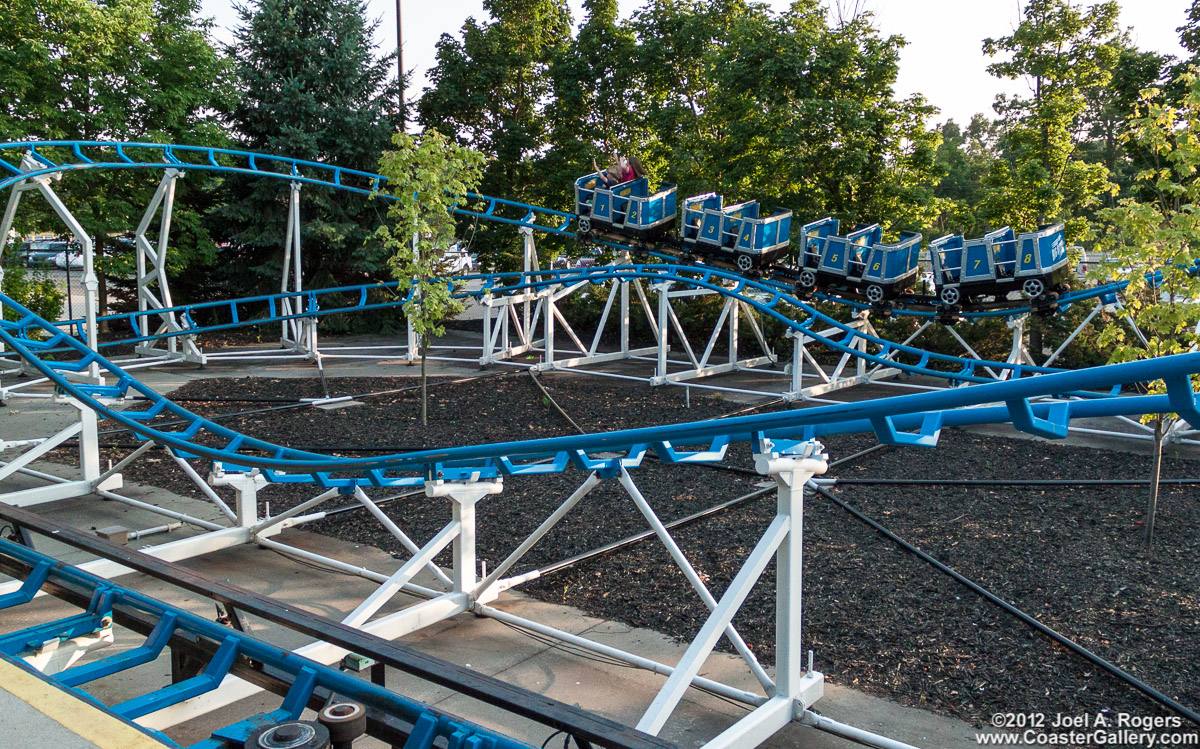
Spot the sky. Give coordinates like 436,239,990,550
198,0,1194,127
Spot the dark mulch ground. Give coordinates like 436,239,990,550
48,372,1200,732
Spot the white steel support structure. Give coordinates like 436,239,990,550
650,280,776,386
479,227,546,365
0,398,122,508
0,400,917,748
279,181,315,356
133,169,204,364
0,153,100,380
785,310,900,400
625,439,827,745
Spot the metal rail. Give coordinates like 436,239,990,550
0,504,676,749
4,289,1200,489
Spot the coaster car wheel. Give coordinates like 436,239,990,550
865,284,885,304
1022,278,1045,298
797,269,817,289
577,216,591,234
735,253,754,273
939,286,960,306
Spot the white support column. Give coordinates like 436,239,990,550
635,441,828,743
544,284,556,369
620,277,631,356
1004,314,1035,374
521,227,538,343
0,179,25,355
208,466,271,532
656,281,671,380
728,297,740,367
133,169,203,363
280,182,314,355
425,477,504,601
11,154,100,378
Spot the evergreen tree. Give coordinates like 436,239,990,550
214,0,403,313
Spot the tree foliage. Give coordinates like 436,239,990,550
0,0,232,314
980,0,1120,243
418,0,572,270
211,0,403,310
1094,77,1200,367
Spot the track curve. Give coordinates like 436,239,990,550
3,291,1198,489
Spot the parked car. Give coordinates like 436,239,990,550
52,250,85,269
20,240,69,266
440,245,477,275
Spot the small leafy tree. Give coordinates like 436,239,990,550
374,130,486,425
1,263,64,324
1094,74,1200,547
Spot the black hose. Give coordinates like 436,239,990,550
533,486,775,578
833,477,1200,487
806,481,1200,727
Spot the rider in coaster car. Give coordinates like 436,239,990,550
593,155,646,188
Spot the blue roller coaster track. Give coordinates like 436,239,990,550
1,140,1196,749
0,140,1125,329
0,142,1131,393
2,289,1197,489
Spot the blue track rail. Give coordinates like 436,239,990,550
0,535,543,749
2,290,1197,489
0,261,1113,388
0,140,1125,341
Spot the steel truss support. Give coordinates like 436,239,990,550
0,153,100,380
134,476,506,730
623,440,826,745
0,398,122,507
280,181,316,357
649,280,775,386
478,227,547,365
132,169,203,364
785,310,899,400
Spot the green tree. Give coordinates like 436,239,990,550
418,0,571,271
1081,40,1172,205
0,0,232,319
981,0,1120,244
374,129,485,425
537,0,662,265
0,262,63,325
1093,76,1200,547
215,0,403,317
932,115,1002,236
628,0,943,235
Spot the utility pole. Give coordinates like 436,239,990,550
396,0,404,130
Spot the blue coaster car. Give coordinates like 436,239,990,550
680,193,792,272
858,230,923,303
930,223,1069,306
809,221,879,291
791,217,840,291
575,173,677,241
796,219,921,303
